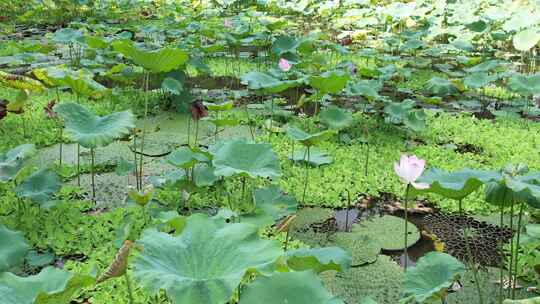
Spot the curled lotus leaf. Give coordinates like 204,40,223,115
0,225,29,272
0,144,36,183
112,40,189,73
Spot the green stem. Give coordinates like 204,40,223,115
404,184,410,270
91,148,96,202
508,197,515,298
124,273,135,304
138,72,150,189
498,189,508,304
302,146,310,204
77,143,80,187
284,229,290,252
512,202,525,299
187,116,192,147
364,141,370,177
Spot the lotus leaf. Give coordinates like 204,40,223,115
286,126,335,147
203,101,234,111
0,266,95,304
400,252,465,304
113,40,189,73
425,77,458,96
351,215,420,251
286,247,351,273
508,73,540,96
289,147,333,166
0,144,36,183
463,72,498,89
503,297,540,304
15,169,61,204
240,271,345,304
309,71,349,94
0,71,45,92
241,71,301,93
193,164,219,187
54,103,135,149
212,139,281,179
0,225,29,272
52,28,84,44
322,255,403,304
411,168,502,200
320,106,353,130
513,28,540,52
271,35,300,56
166,147,209,169
133,213,282,304
331,232,381,266
253,185,297,220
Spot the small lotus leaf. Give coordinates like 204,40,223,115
320,106,353,130
0,144,36,183
286,126,335,147
253,185,297,220
400,252,465,303
0,225,29,272
15,169,61,204
289,147,333,166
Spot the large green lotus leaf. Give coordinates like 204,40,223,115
286,247,351,274
309,71,349,94
166,147,209,169
0,144,36,183
15,169,61,204
286,126,335,147
411,168,502,200
0,225,29,272
503,297,540,304
271,35,300,55
400,252,465,304
289,147,333,166
133,213,282,304
347,80,381,99
513,28,540,52
212,139,281,179
351,215,420,251
320,106,353,130
253,185,297,220
424,77,458,96
52,28,84,44
54,103,135,148
508,73,540,96
241,72,301,93
464,60,502,73
113,40,189,73
463,72,498,89
330,232,381,266
240,271,345,304
0,266,95,304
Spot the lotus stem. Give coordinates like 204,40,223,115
241,176,247,203
498,188,508,304
284,228,290,252
302,146,311,204
194,120,199,147
124,272,134,304
91,148,96,202
133,132,139,189
77,143,81,187
508,197,515,298
364,141,370,177
404,184,410,270
346,189,351,232
187,115,191,147
59,127,63,167
138,72,150,189
512,202,525,299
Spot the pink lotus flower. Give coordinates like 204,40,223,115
224,19,232,28
278,58,291,72
394,154,429,189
